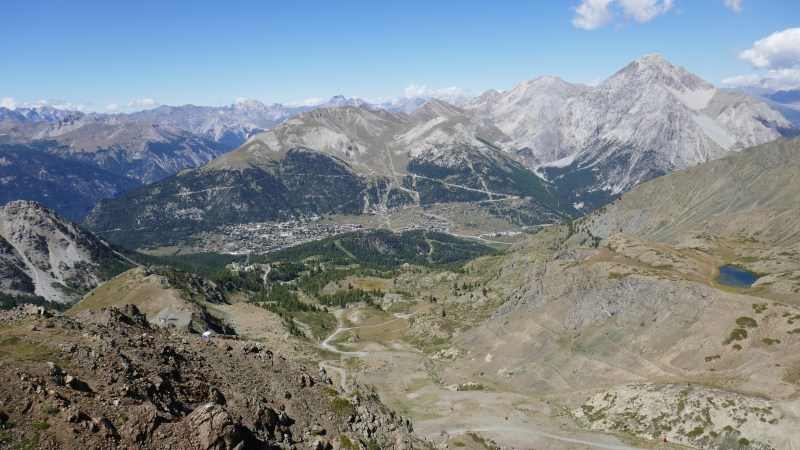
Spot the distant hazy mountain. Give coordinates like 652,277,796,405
0,109,233,183
0,106,82,123
733,85,800,128
0,112,229,218
0,143,140,221
0,200,134,302
123,96,431,149
124,99,305,149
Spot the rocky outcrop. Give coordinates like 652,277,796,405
574,384,799,450
498,257,711,331
185,403,246,450
0,304,420,449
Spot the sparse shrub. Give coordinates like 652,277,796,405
468,431,491,449
119,412,128,423
339,434,358,450
42,404,58,415
735,317,758,328
723,328,748,344
31,422,49,431
686,426,704,437
738,437,750,446
732,344,742,350
322,387,338,396
331,397,355,416
762,338,781,345
452,442,466,447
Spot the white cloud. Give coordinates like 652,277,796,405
572,0,614,30
403,84,468,99
720,74,760,86
3,98,99,112
724,0,743,13
721,68,800,89
0,97,16,109
572,0,671,30
105,103,120,112
618,0,673,23
767,68,800,85
128,98,158,108
288,97,324,107
49,100,87,111
739,28,800,69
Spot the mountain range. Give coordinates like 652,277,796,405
84,54,797,249
0,96,433,220
1,54,797,248
1,108,799,450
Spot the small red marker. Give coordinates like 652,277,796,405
663,437,667,443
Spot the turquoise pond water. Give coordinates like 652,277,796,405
716,265,759,288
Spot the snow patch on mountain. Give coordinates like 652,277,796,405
668,86,715,110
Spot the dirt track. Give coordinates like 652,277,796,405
318,308,656,450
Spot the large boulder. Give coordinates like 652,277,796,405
185,403,245,450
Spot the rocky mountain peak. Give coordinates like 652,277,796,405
327,95,369,108
231,98,269,111
409,98,465,122
604,53,712,92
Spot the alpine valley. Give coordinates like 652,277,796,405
2,53,800,450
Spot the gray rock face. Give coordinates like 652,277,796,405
0,200,134,302
497,255,711,332
465,54,796,210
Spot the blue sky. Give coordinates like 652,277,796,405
2,0,798,111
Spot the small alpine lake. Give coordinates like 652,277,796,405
716,265,759,288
